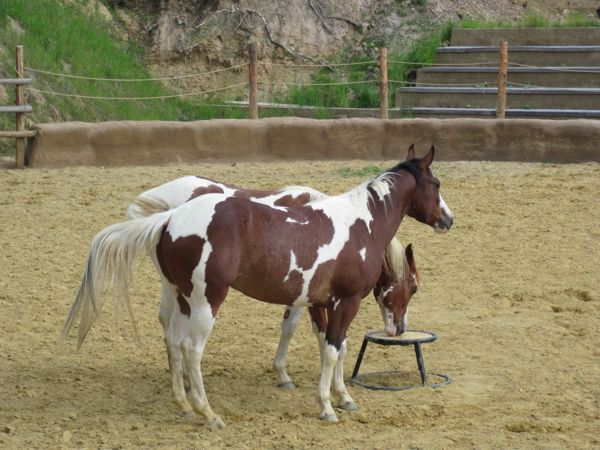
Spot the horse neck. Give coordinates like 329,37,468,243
368,171,417,247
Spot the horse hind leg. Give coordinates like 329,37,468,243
165,308,194,418
181,285,230,428
273,306,304,389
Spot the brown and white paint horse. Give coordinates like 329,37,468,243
63,146,453,426
127,174,418,390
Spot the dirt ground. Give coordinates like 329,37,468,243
1,158,599,449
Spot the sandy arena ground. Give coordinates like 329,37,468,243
1,159,599,448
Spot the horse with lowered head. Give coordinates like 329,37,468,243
63,145,453,426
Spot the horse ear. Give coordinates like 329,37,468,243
405,243,415,267
419,145,435,168
407,144,415,160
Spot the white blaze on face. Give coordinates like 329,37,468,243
359,247,367,261
439,194,453,218
383,308,396,336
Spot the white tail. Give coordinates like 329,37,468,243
62,210,172,348
126,195,171,219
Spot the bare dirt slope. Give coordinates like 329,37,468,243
1,160,599,448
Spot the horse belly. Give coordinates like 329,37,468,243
231,265,304,306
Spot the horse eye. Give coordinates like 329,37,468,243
411,286,417,295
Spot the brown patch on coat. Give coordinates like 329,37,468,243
156,230,205,298
176,291,191,318
273,192,313,208
307,218,378,307
189,184,224,201
201,197,334,306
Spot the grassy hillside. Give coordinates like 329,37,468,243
0,1,597,156
0,0,243,155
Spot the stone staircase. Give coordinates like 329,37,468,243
394,27,600,119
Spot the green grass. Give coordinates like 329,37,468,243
456,10,600,29
0,0,242,155
337,165,384,178
1,1,598,157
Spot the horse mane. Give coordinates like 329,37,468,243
386,159,424,185
382,237,407,282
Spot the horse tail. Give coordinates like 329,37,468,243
126,194,171,219
382,236,406,281
62,210,172,348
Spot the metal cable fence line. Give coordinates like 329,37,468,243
25,64,249,82
259,80,376,86
388,60,499,66
260,60,378,68
389,79,498,87
28,82,249,100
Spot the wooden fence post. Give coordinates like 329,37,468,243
15,45,25,168
248,43,258,120
496,41,508,119
379,47,388,120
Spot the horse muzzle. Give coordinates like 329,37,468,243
434,213,454,233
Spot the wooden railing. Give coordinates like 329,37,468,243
1,46,36,168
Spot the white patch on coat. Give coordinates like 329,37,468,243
286,217,309,225
290,178,394,306
359,247,367,261
284,251,302,282
145,176,236,211
333,298,341,311
165,194,222,241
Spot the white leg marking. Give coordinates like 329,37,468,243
180,303,224,427
273,306,304,388
333,339,357,411
317,343,339,422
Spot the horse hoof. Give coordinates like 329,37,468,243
180,410,195,419
208,417,225,428
319,412,339,423
338,401,358,412
278,381,296,390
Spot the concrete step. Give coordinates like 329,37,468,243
394,107,600,119
394,86,600,109
416,66,600,88
451,27,600,46
435,46,600,66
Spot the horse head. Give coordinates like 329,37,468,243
374,242,419,336
403,145,454,233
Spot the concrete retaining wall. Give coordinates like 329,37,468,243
26,118,600,167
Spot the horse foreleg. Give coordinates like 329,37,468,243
308,306,327,363
332,338,357,411
316,299,360,421
273,306,304,389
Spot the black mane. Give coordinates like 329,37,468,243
387,159,423,185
